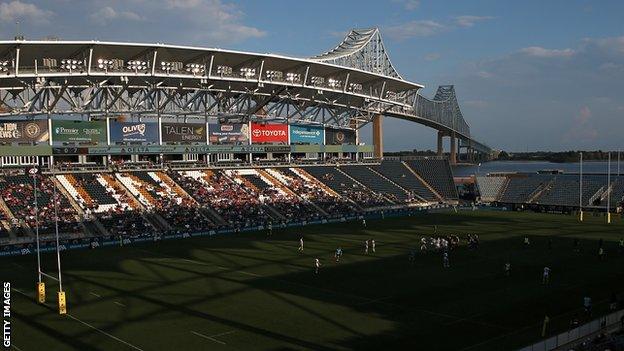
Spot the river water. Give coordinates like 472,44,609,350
452,160,624,177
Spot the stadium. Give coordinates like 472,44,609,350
0,21,623,351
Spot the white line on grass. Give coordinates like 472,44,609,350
113,301,126,307
10,288,143,351
66,314,144,351
12,344,23,351
191,330,226,345
90,292,101,298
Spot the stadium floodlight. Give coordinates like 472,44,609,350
160,61,182,73
216,65,233,76
239,67,256,79
327,78,342,89
285,72,301,84
265,70,283,81
348,83,363,93
0,60,9,72
42,58,57,69
310,76,325,86
96,58,121,72
60,59,84,71
126,60,148,73
185,63,205,75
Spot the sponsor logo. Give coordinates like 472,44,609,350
0,123,20,139
121,123,146,137
163,125,205,141
55,127,79,135
220,125,234,132
0,122,45,141
254,129,286,137
24,122,41,138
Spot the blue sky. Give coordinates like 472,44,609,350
1,0,623,151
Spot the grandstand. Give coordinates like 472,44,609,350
477,173,624,211
0,160,458,247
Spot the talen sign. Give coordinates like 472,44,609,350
161,122,206,143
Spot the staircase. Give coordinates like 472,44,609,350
335,167,394,204
401,161,444,202
53,175,102,236
528,178,556,203
366,166,424,203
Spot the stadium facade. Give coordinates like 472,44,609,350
0,28,490,167
0,28,491,254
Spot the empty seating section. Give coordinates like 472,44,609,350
305,166,388,208
405,159,458,199
476,176,506,202
370,161,437,201
498,175,552,204
340,165,408,203
0,174,82,237
610,178,624,208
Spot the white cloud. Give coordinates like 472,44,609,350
454,15,494,27
520,46,575,58
386,20,446,40
90,6,142,25
562,106,598,143
159,0,265,43
464,100,489,108
424,53,440,61
403,0,420,10
0,1,52,24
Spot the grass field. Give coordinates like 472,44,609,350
2,210,624,351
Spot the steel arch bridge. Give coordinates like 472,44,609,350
0,27,491,159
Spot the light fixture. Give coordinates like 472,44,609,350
127,60,148,72
310,76,325,86
60,59,84,71
160,61,182,73
285,72,301,83
327,78,342,89
185,63,205,75
97,58,122,71
239,67,256,79
216,65,232,76
42,58,57,68
348,82,363,93
265,70,283,81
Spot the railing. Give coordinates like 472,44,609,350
517,309,624,351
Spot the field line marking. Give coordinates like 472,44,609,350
114,301,126,307
12,345,23,351
90,292,101,298
66,313,144,351
209,330,236,338
356,296,394,305
191,330,226,345
10,288,143,350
